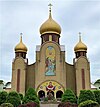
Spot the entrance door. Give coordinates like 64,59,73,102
47,90,54,97
56,90,63,98
38,90,45,99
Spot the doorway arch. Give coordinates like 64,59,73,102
56,90,63,98
38,90,45,99
47,90,54,97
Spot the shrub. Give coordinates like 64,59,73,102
0,91,8,105
78,90,96,104
26,102,39,107
18,104,26,107
93,90,100,104
6,91,21,107
22,88,39,105
61,89,77,104
44,97,48,102
19,93,23,100
0,103,13,107
78,100,99,107
18,102,39,107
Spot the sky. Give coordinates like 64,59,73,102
0,0,100,83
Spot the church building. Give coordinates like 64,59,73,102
11,5,91,99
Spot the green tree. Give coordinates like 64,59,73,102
6,91,21,107
0,91,8,105
22,88,39,105
94,79,100,84
93,90,100,104
78,90,96,104
0,80,4,85
0,103,14,107
78,100,99,107
61,89,77,104
19,93,23,100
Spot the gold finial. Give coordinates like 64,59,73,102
48,3,53,18
20,33,23,42
79,32,81,42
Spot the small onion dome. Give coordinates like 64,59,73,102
40,11,61,35
15,36,27,53
74,36,87,52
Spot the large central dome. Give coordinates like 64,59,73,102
40,9,61,35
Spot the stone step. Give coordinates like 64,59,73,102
40,104,58,107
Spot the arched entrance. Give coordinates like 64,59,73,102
37,80,64,99
56,90,63,98
47,90,54,97
38,90,45,99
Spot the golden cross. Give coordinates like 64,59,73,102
48,3,53,13
79,32,81,41
20,33,23,36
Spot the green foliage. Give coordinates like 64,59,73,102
94,79,100,84
93,90,100,104
78,100,99,107
22,88,39,105
0,80,4,84
44,97,48,101
6,91,21,107
0,103,14,107
0,91,8,105
61,89,77,104
78,90,96,104
19,93,23,100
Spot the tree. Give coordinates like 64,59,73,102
0,80,4,84
61,89,77,104
22,88,39,105
0,91,8,105
78,100,99,107
6,91,21,107
93,90,100,104
19,93,23,100
78,90,96,104
94,79,100,84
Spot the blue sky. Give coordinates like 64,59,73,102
0,0,100,83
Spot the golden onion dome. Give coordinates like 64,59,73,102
74,35,87,52
40,4,61,35
15,36,27,53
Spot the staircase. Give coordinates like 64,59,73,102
40,103,59,107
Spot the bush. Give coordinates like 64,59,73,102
18,102,39,107
22,88,39,105
0,103,14,107
0,91,8,105
19,93,23,100
6,91,21,107
93,90,100,104
18,104,26,107
61,89,77,104
78,100,99,107
44,97,48,102
78,90,96,104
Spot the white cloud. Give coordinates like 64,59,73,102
0,0,100,83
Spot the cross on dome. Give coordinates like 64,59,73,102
48,3,53,14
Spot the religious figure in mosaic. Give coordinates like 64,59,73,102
45,46,56,76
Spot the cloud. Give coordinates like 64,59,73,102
0,0,100,83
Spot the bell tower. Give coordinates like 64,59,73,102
11,33,28,95
74,33,91,96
